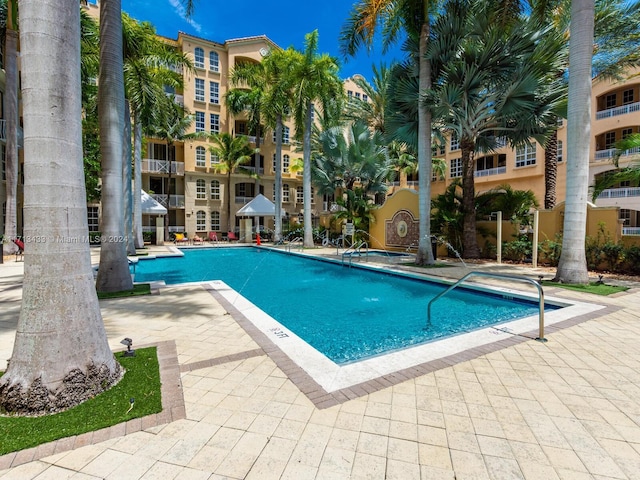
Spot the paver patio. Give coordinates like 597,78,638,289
1,246,640,479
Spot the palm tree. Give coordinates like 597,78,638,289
341,0,439,265
229,48,297,242
95,0,131,292
209,133,256,231
291,30,344,248
122,13,190,249
0,0,120,413
427,0,558,258
344,63,390,134
554,0,595,284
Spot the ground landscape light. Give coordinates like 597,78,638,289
120,337,135,357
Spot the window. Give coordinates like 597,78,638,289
623,89,634,105
211,211,220,230
210,180,220,200
347,90,353,98
450,133,460,151
623,128,633,139
355,92,361,99
283,154,290,173
620,209,631,224
450,158,462,178
606,93,617,109
311,187,315,204
283,184,290,202
195,146,206,167
194,78,205,102
272,126,290,144
210,154,219,165
210,113,220,133
296,187,303,204
209,51,219,72
194,47,204,69
196,179,206,199
310,103,315,121
272,153,276,171
210,81,219,104
363,94,368,102
195,111,205,132
87,207,99,232
515,144,536,167
557,140,563,163
147,142,175,161
605,131,617,149
196,210,206,231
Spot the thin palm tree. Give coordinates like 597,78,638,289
344,63,390,134
0,0,121,413
291,30,344,248
209,133,257,232
341,0,439,265
554,0,595,284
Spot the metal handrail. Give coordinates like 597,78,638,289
427,271,547,342
286,237,303,252
341,240,368,266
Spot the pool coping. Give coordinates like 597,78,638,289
202,281,615,409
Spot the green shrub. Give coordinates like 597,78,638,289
502,235,532,262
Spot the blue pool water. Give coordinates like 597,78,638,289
134,248,557,364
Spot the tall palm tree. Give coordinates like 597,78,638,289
291,30,344,248
229,48,297,242
209,133,256,231
0,0,120,413
554,0,595,284
344,63,390,134
427,0,557,258
95,0,131,292
341,0,439,265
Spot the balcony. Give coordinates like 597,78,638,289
596,101,640,120
597,187,640,199
623,227,640,235
142,159,185,176
244,166,264,174
150,194,185,209
594,146,640,162
237,134,265,145
475,166,507,178
235,196,253,204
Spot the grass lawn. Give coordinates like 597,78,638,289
0,347,162,455
542,281,628,296
97,283,151,300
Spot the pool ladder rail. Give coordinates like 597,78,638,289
427,271,547,342
341,240,369,267
286,237,304,252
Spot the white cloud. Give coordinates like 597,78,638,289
168,0,202,33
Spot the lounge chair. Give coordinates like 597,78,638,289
13,238,24,261
173,233,190,245
208,231,219,243
192,234,204,244
227,231,238,242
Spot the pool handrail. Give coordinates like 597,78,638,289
427,271,547,342
286,237,303,252
341,240,368,266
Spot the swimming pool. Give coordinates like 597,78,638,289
134,247,559,364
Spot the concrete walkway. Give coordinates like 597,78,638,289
1,246,640,479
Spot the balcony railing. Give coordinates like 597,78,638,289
235,196,253,204
142,159,185,176
244,166,264,174
475,166,507,177
596,101,640,120
594,146,640,161
597,187,640,199
150,194,185,208
623,227,640,235
237,134,265,145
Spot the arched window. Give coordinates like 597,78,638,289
195,146,206,167
194,47,204,68
209,51,219,72
211,180,220,200
196,210,206,231
211,211,220,230
196,179,206,199
283,154,290,173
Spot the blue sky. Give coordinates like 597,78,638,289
119,0,405,81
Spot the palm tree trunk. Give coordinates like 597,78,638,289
133,117,143,248
554,0,593,284
2,25,19,255
227,171,232,232
253,124,261,236
165,142,172,240
96,0,133,292
123,100,135,255
303,100,314,248
544,129,558,209
415,20,435,265
0,0,121,414
274,115,283,242
461,139,480,258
